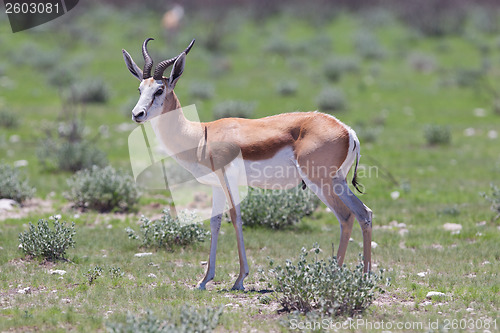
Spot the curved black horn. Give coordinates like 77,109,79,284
153,39,195,80
142,38,154,79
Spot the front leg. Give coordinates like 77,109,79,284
218,169,249,291
197,186,226,290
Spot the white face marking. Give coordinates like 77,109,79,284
132,79,167,123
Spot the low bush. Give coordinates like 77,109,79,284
323,57,360,82
0,164,35,203
37,139,108,172
241,186,319,229
0,108,19,128
189,81,215,100
316,87,346,112
84,266,103,285
68,79,110,104
107,306,224,333
18,216,76,261
213,100,255,119
353,31,385,60
424,124,451,146
276,80,298,97
65,165,140,212
481,183,500,221
126,209,208,250
37,120,108,172
266,244,388,316
263,35,292,57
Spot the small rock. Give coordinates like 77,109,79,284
466,307,474,312
482,261,491,265
399,229,409,236
148,273,157,278
431,243,443,250
390,191,400,200
0,199,18,211
134,252,153,257
73,214,80,219
106,224,112,229
349,237,354,242
464,128,476,136
200,261,207,266
488,130,498,139
9,135,20,143
417,272,428,277
17,287,31,294
421,301,432,306
476,221,487,227
61,298,71,304
426,291,445,298
49,269,66,276
443,223,462,232
13,160,28,167
473,108,486,117
371,241,378,249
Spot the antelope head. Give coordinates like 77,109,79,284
122,38,195,123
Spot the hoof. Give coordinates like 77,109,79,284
231,283,245,291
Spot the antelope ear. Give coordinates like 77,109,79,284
122,49,143,81
167,52,186,89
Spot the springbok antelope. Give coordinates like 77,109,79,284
122,38,373,291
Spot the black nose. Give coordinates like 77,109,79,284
135,111,145,118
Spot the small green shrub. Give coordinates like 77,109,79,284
107,306,224,333
481,184,500,221
18,216,76,261
316,87,346,112
323,57,360,82
241,187,319,229
0,108,19,128
109,267,125,279
263,35,292,57
189,81,215,100
37,120,107,172
0,164,35,202
276,80,298,97
424,124,451,146
65,165,140,212
407,52,437,73
213,100,255,119
353,31,385,60
267,244,388,316
68,79,110,104
38,139,108,172
84,266,103,285
126,210,208,250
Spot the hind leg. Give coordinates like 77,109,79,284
333,176,372,272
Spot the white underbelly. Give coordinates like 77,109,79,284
244,146,301,189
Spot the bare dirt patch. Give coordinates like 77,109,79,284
0,198,54,221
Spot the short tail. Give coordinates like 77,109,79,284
352,150,364,193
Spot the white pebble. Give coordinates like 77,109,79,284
473,108,486,117
417,272,428,277
443,223,462,232
390,191,400,200
464,128,475,136
487,130,498,139
134,252,153,257
426,291,445,298
371,241,378,249
148,273,157,278
49,269,66,275
17,287,31,294
13,160,28,167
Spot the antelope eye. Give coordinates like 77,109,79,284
154,89,164,97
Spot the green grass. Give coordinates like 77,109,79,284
1,3,500,332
